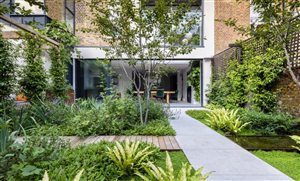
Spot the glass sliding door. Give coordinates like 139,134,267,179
75,60,111,99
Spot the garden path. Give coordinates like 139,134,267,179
170,108,293,180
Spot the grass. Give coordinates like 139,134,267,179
252,151,300,180
156,151,190,175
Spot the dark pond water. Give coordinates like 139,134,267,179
227,136,298,151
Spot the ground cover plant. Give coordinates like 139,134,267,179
5,96,175,137
252,151,300,180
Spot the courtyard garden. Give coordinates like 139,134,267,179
1,0,300,180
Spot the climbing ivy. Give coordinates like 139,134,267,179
48,46,69,99
19,33,47,101
208,40,284,112
41,21,78,99
188,61,201,102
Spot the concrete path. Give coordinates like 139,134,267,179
170,108,293,181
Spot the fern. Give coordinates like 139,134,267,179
107,140,156,176
136,152,210,181
206,108,250,135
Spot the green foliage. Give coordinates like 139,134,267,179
136,152,210,181
206,108,250,136
208,43,284,112
238,109,292,135
107,140,158,176
0,30,16,100
19,33,47,101
44,141,118,180
0,134,68,180
188,67,201,102
290,135,300,151
41,21,78,99
253,151,300,180
48,47,70,99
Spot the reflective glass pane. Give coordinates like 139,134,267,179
66,0,75,12
14,0,44,14
65,9,74,32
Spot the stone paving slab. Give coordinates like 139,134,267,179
170,108,293,181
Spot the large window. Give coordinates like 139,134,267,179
65,0,75,33
10,0,51,29
181,9,203,46
13,0,45,15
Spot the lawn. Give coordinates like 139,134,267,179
252,151,300,180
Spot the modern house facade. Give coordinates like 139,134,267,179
0,0,250,106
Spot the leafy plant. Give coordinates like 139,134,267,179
136,152,210,181
208,44,284,112
42,169,84,181
107,140,157,176
1,134,68,180
238,109,292,135
206,108,250,135
290,135,300,151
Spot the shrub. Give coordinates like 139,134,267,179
238,109,292,135
58,97,173,136
206,108,250,135
107,140,158,176
136,152,210,181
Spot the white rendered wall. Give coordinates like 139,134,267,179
202,58,212,106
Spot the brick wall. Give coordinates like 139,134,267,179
46,0,64,21
214,0,250,54
75,1,108,46
273,70,300,117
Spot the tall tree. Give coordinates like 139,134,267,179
225,0,300,86
88,0,200,124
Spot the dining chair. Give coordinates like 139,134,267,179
156,89,165,101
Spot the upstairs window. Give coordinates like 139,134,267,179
65,0,75,33
13,0,45,15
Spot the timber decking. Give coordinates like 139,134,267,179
16,136,181,151
63,136,181,151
